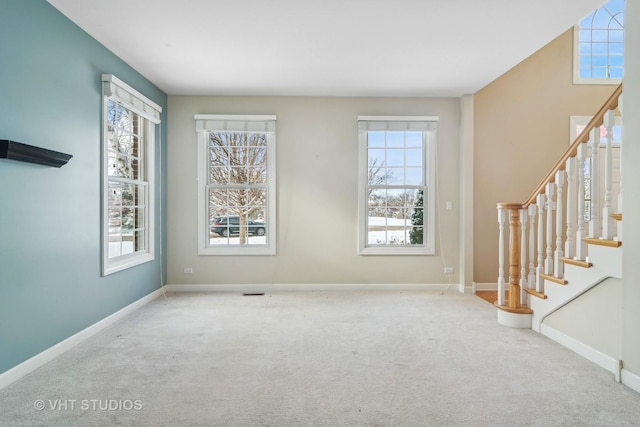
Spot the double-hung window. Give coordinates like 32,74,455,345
358,116,437,255
101,75,161,275
196,115,276,255
574,0,624,84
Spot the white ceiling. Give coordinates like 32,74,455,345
47,0,604,97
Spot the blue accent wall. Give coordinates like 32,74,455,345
0,0,167,374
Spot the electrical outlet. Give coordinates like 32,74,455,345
444,267,454,274
183,267,193,274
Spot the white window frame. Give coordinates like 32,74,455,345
196,114,276,256
573,0,624,85
101,74,161,276
357,116,437,256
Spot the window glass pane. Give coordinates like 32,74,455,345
592,29,609,42
368,131,385,147
580,67,592,79
579,55,592,67
386,168,404,185
592,55,607,67
386,131,404,148
368,149,385,166
610,29,624,42
406,148,422,167
386,149,405,167
610,43,624,55
579,30,592,41
405,132,422,148
592,43,608,54
108,208,122,232
609,68,623,78
209,166,230,184
612,126,623,144
609,55,623,66
579,42,592,55
246,165,267,184
405,168,423,186
248,132,267,147
209,146,230,167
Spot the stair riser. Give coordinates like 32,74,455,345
586,244,622,278
531,246,622,331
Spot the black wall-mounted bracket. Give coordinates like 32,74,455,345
0,140,72,167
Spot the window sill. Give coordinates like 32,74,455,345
103,252,154,276
573,78,622,85
198,246,276,256
359,246,434,256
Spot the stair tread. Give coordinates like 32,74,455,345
559,257,593,268
524,288,547,299
583,237,622,247
582,237,622,248
540,273,568,285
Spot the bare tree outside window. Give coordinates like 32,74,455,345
208,131,267,245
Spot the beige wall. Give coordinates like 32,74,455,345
167,96,460,285
473,29,618,283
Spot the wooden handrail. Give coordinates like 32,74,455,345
497,83,622,212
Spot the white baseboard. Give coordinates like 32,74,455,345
0,287,165,391
458,283,475,294
473,282,498,291
621,368,640,394
540,323,620,376
164,283,459,293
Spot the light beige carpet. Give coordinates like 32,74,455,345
0,290,638,426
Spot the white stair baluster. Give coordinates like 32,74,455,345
602,109,615,240
528,204,536,289
545,183,555,276
617,94,623,241
589,127,600,238
564,157,577,259
554,170,565,278
497,208,506,306
576,143,588,260
536,193,545,292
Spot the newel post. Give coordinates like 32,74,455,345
497,203,533,329
498,204,523,310
508,207,522,309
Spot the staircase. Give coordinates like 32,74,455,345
494,84,623,331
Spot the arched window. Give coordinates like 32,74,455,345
574,0,624,83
